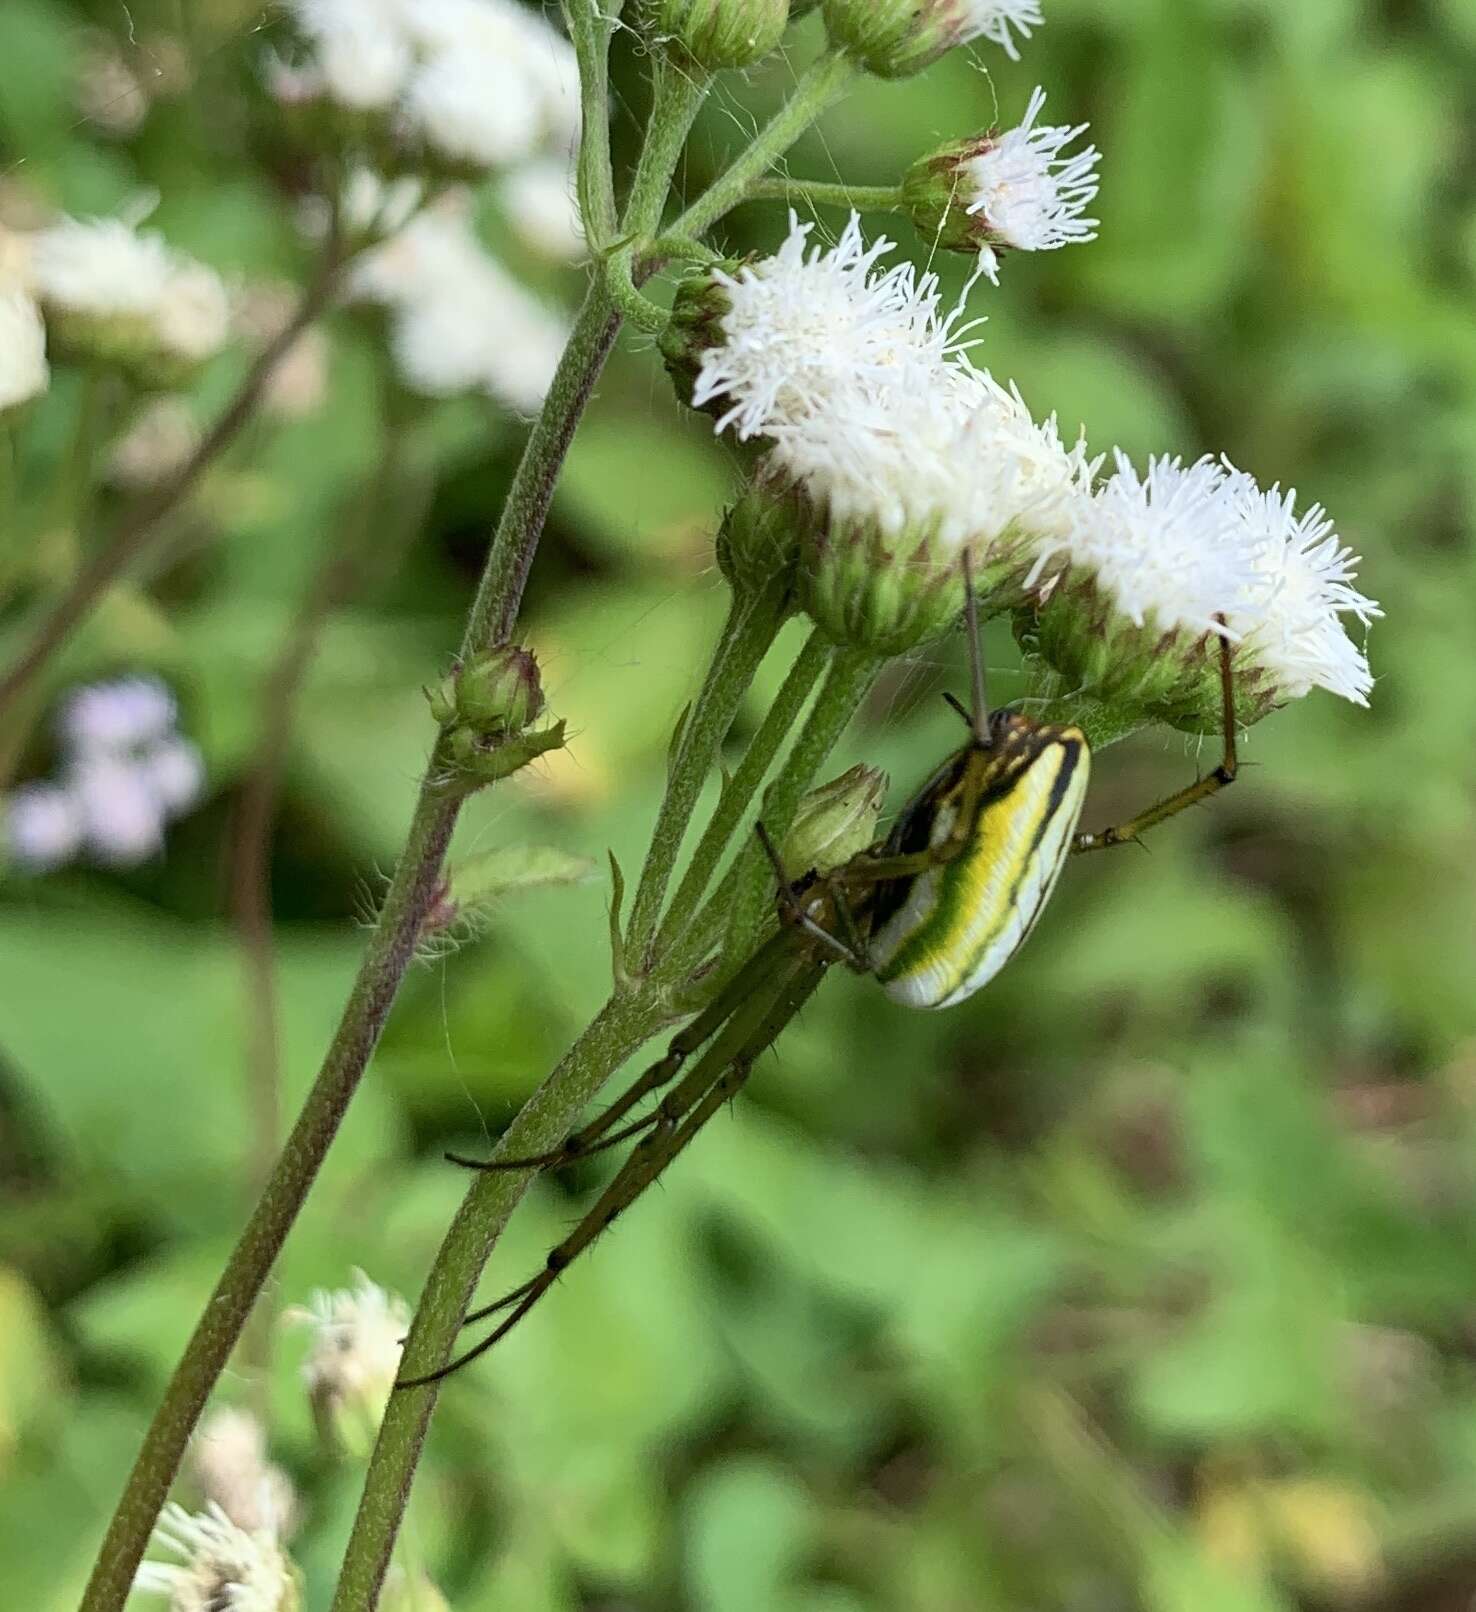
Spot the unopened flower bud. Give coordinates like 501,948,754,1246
660,262,742,419
430,646,544,736
782,763,886,878
715,482,802,600
645,0,789,69
445,718,568,786
823,0,1042,80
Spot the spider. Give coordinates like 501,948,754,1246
397,564,1238,1387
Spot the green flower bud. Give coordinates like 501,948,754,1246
900,137,995,255
823,0,1041,80
645,0,789,70
660,262,740,418
446,719,568,787
431,646,545,736
782,763,887,878
715,482,803,600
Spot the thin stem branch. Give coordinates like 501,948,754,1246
329,988,665,1612
653,627,830,964
667,50,859,243
744,177,904,212
722,645,879,961
624,582,787,968
78,277,624,1612
562,0,621,247
0,242,345,727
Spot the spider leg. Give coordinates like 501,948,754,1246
1073,624,1239,854
398,953,826,1388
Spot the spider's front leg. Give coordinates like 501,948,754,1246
1072,623,1239,855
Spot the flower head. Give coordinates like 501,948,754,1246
903,87,1099,278
824,0,1044,78
0,287,48,412
284,1271,408,1452
500,158,586,262
133,1502,299,1612
190,1408,299,1538
61,674,177,752
283,0,412,111
5,783,83,873
1220,469,1380,708
673,212,973,442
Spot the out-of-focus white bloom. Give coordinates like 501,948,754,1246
501,158,586,262
61,674,177,752
381,1567,452,1612
402,48,545,171
77,40,150,136
4,784,83,872
339,169,426,242
29,213,229,371
157,261,232,363
1220,468,1380,705
0,287,48,411
133,1501,299,1612
232,286,333,419
688,212,975,442
354,206,567,411
143,737,207,814
191,1408,299,1539
286,0,412,110
72,753,169,865
106,397,200,489
285,1271,408,1452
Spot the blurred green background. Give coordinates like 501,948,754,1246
4,1,1476,1608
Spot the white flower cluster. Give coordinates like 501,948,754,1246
695,213,1379,706
352,203,568,412
0,284,48,413
3,676,205,874
134,1501,297,1612
23,211,229,372
274,0,578,175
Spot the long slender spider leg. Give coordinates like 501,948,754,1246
1072,624,1239,855
826,882,872,972
398,954,825,1389
446,938,798,1173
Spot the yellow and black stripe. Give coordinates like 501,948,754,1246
869,716,1090,1010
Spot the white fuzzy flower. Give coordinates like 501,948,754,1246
501,158,586,262
354,207,567,411
1052,453,1250,639
143,736,207,814
133,1501,298,1612
0,287,48,411
1221,469,1380,705
775,366,1095,557
284,1271,408,1436
157,260,231,362
5,784,83,873
964,87,1099,278
403,50,545,169
191,1408,299,1538
958,0,1044,61
692,212,976,442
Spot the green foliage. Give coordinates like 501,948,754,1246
3,1,1476,1608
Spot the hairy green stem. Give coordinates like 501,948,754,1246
78,278,624,1612
668,50,859,242
653,628,830,964
625,582,788,968
562,0,622,246
723,645,879,960
745,177,904,212
330,989,665,1611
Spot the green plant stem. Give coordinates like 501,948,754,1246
667,50,859,242
723,645,879,960
624,581,788,968
78,278,624,1612
745,177,904,212
653,627,830,965
562,0,623,246
330,988,667,1612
